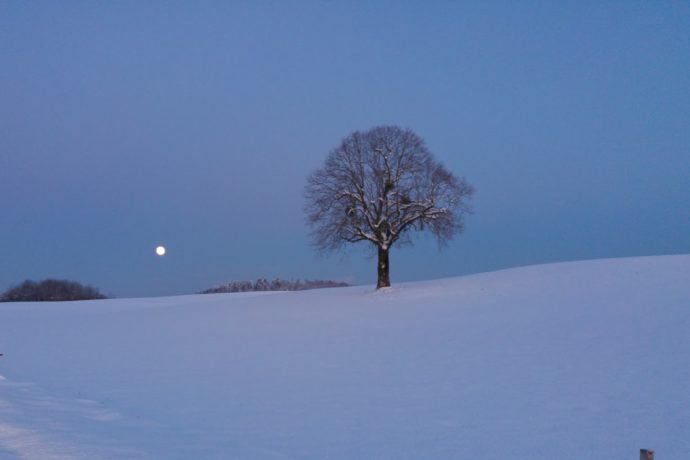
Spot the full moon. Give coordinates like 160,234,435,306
155,246,166,256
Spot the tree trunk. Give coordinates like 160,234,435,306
377,246,390,289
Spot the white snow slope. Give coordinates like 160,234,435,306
0,255,689,459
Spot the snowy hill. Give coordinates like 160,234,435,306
1,255,689,459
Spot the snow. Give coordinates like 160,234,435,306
1,255,689,459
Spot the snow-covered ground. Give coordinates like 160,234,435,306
1,255,688,459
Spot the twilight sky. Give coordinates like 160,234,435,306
1,2,688,297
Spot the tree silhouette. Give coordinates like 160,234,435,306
305,126,474,288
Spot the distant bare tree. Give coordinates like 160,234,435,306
305,126,474,288
199,278,349,294
1,279,106,302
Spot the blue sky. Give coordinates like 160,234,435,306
1,2,688,297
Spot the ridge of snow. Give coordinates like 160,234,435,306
0,254,688,459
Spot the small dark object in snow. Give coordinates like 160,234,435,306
640,449,654,460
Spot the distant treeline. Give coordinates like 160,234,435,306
1,279,107,302
200,278,349,294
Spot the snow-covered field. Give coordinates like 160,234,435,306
1,255,688,459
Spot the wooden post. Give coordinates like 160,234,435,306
640,448,654,460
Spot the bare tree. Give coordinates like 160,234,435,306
305,126,474,289
1,279,107,302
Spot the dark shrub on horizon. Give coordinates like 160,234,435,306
0,279,107,302
200,278,349,294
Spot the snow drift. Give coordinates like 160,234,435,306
1,255,689,459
